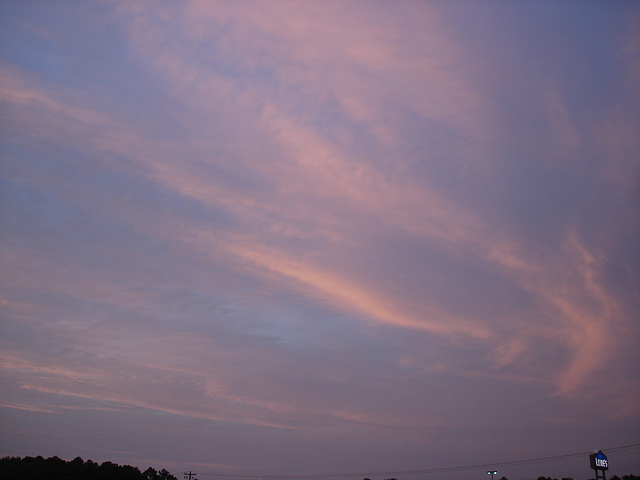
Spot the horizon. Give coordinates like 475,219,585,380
3,445,640,480
1,1,639,480
2,444,640,480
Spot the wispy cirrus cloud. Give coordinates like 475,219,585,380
1,0,638,474
3,1,635,395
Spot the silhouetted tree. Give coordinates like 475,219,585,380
0,456,176,480
145,467,160,479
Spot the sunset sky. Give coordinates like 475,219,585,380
1,1,639,478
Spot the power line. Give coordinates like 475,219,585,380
191,443,640,479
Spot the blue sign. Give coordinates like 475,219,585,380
590,450,609,470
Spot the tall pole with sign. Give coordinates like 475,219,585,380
589,450,608,480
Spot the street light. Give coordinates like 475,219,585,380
488,471,498,480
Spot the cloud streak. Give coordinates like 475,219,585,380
1,0,639,476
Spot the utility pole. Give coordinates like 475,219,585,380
184,471,198,480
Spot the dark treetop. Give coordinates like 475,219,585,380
0,455,177,480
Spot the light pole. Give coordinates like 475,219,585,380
487,470,498,480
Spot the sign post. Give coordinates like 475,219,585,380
589,450,608,480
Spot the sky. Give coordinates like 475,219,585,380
1,0,639,479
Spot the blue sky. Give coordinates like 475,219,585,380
1,1,639,478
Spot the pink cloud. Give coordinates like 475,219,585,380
3,45,633,402
2,6,639,471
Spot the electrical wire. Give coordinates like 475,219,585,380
188,443,640,479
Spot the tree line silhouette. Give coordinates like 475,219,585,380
2,457,638,480
0,455,177,480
